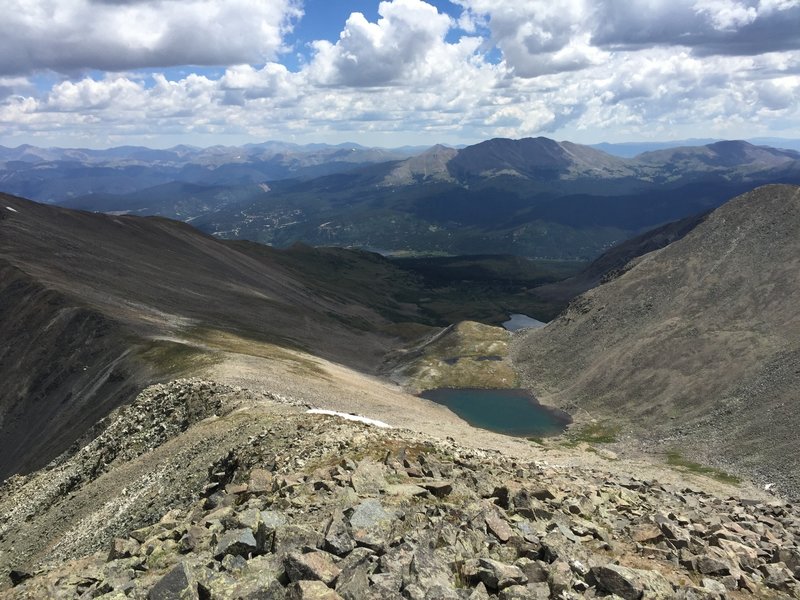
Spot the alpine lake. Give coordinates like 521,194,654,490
419,387,571,438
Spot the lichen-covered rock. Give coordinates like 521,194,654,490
284,551,342,585
147,562,199,600
213,528,258,560
286,580,344,600
477,558,528,591
324,512,355,556
589,564,673,599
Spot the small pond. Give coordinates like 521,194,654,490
502,314,547,332
419,387,571,437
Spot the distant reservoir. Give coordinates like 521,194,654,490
502,314,547,332
419,388,571,437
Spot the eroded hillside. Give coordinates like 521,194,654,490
512,184,800,497
0,193,419,479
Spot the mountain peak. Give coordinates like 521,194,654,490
380,144,457,186
446,136,629,181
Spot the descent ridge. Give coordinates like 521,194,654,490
2,379,799,599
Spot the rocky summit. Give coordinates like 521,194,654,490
3,380,800,599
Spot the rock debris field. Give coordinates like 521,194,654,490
1,380,799,599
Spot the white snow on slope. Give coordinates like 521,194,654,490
5,206,18,213
307,409,391,429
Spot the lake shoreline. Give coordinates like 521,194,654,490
419,386,571,438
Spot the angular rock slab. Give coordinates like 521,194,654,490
589,564,673,600
286,580,344,600
147,562,199,600
213,528,258,560
285,551,342,586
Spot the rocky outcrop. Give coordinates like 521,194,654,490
4,380,800,599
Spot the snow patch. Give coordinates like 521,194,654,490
5,206,18,213
307,409,391,429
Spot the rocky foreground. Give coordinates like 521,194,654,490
2,380,800,599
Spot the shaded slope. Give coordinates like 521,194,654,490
512,184,800,492
0,193,409,365
530,211,709,312
0,193,585,479
58,181,269,220
0,261,148,479
0,194,430,478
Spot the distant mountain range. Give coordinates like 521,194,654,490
591,137,800,157
0,141,422,201
181,137,800,259
4,136,800,259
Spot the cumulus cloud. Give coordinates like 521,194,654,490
694,0,758,30
456,0,800,77
592,0,800,56
0,0,302,75
453,0,609,76
307,0,459,87
0,0,799,146
220,63,301,106
756,77,800,109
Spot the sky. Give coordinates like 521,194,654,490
0,0,798,149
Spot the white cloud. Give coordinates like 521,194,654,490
220,63,300,104
756,76,800,109
453,0,611,76
45,77,145,112
694,0,758,30
0,0,799,147
307,0,458,86
0,0,303,75
592,0,800,56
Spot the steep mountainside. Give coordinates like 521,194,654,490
512,184,800,494
530,212,709,310
0,194,414,365
0,260,149,479
0,193,586,480
0,193,426,479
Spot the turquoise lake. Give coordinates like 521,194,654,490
419,388,571,437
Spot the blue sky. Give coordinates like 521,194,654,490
0,0,798,149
